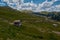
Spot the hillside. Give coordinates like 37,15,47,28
0,7,60,40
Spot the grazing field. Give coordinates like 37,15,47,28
0,7,60,40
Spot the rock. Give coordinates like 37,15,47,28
53,24,58,27
13,20,22,27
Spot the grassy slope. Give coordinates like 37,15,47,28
0,7,60,40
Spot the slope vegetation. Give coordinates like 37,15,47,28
0,7,60,40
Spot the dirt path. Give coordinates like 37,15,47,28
36,27,60,35
52,31,60,35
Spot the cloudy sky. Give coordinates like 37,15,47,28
24,0,59,4
0,0,60,12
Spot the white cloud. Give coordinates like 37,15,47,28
35,0,60,12
48,5,60,12
2,0,60,12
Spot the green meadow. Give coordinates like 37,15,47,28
0,7,60,40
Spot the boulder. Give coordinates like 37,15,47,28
53,24,58,27
13,20,22,27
